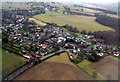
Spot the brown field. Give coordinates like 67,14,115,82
15,62,92,80
89,57,118,80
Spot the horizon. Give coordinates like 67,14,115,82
1,0,120,4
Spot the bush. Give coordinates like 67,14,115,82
73,57,82,64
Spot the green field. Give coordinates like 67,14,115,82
34,11,114,32
29,18,46,26
2,49,25,77
107,14,118,18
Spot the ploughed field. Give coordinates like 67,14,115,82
34,11,114,32
89,57,118,80
15,62,92,80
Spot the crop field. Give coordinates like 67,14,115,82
76,59,106,80
15,62,92,80
34,11,114,32
2,49,25,77
44,52,105,80
89,57,118,80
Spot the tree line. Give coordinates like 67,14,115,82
95,14,118,30
93,14,119,45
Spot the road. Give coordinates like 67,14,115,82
40,49,65,61
4,63,33,81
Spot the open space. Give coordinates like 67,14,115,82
34,11,114,32
29,18,46,26
44,52,76,67
2,2,30,10
2,49,25,77
89,57,118,80
15,62,92,80
76,59,106,80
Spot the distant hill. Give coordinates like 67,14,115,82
94,3,118,12
1,0,31,2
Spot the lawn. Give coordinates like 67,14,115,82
29,18,46,26
34,11,114,32
2,49,25,77
44,52,76,68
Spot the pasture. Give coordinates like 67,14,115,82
34,11,114,32
29,18,46,26
15,62,92,80
2,49,25,77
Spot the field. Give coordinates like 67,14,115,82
44,52,105,80
2,2,30,10
2,49,25,77
107,14,118,18
108,56,120,62
15,62,92,80
76,59,106,80
89,57,118,80
34,11,114,32
29,18,46,26
44,52,76,68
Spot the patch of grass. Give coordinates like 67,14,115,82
29,18,46,26
2,49,25,77
34,11,114,32
70,9,94,16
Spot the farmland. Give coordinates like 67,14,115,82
89,57,118,80
2,49,25,77
34,11,114,32
44,52,76,68
15,62,92,80
2,2,30,10
76,59,106,80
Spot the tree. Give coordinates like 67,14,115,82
88,51,99,62
88,31,93,35
81,8,84,11
81,30,86,34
